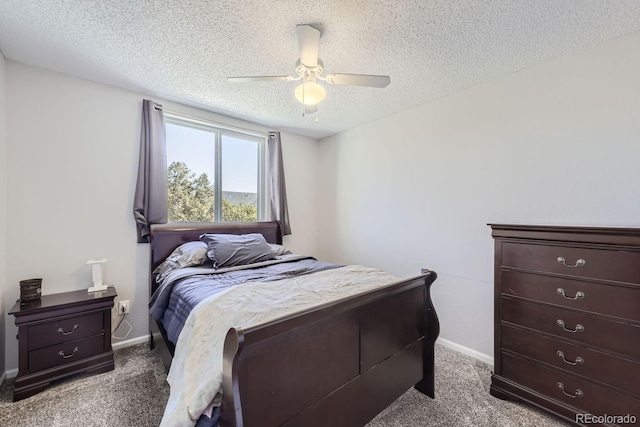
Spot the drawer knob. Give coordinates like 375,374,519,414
57,324,79,335
556,288,585,300
556,319,584,333
556,350,584,366
557,382,584,398
556,257,586,268
58,347,80,359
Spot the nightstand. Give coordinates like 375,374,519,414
9,286,117,401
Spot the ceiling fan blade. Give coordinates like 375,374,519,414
227,76,294,82
296,24,321,68
325,73,391,88
304,104,318,115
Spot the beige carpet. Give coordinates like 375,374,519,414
0,344,168,427
367,344,570,427
0,343,570,426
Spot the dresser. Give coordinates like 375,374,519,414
489,224,640,426
9,287,117,401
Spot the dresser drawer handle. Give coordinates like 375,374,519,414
556,350,584,366
556,319,584,333
557,382,584,398
58,347,79,359
556,288,585,300
556,257,586,268
57,324,79,335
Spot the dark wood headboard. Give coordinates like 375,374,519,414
149,221,282,295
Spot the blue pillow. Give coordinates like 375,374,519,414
199,233,275,269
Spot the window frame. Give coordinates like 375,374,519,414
164,113,268,223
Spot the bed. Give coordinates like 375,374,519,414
149,221,439,427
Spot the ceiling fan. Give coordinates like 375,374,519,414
227,24,391,115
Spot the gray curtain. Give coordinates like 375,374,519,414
268,132,291,236
133,100,168,243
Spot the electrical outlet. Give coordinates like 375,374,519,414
118,300,130,314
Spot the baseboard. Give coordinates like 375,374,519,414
5,368,18,380
112,334,149,351
0,370,6,384
436,337,494,367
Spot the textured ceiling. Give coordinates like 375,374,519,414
1,1,640,139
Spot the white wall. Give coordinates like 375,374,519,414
4,62,319,372
0,51,7,377
317,32,640,360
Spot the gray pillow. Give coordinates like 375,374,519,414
200,233,275,269
152,241,208,282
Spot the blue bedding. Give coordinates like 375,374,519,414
194,408,219,427
149,256,339,345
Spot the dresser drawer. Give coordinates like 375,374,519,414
502,271,640,322
502,324,640,395
501,242,640,284
28,312,104,350
28,334,105,372
502,353,640,419
502,298,640,358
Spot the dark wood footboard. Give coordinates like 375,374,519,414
221,271,438,427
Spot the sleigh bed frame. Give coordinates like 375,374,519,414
149,221,439,427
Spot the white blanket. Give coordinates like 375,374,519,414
160,265,399,427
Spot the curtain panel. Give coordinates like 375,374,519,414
133,99,168,243
268,132,292,236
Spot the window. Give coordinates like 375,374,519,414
165,115,267,223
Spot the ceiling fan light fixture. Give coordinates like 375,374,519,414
294,82,326,105
228,24,391,114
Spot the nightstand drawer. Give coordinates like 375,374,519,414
502,298,640,358
28,334,105,372
501,271,640,322
502,353,639,417
501,242,640,284
28,312,104,350
502,324,640,395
